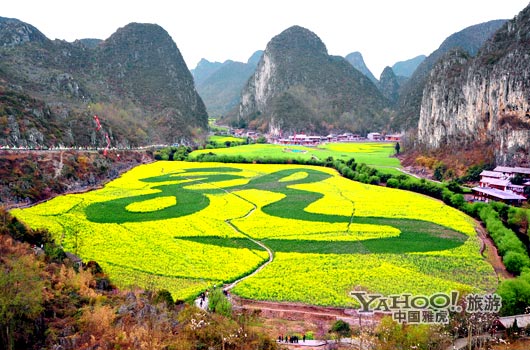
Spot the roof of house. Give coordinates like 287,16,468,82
494,166,530,175
472,187,526,200
480,170,504,179
480,177,511,187
497,314,530,329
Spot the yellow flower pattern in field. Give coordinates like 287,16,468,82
233,211,350,240
279,171,308,182
298,176,476,236
126,196,177,212
233,252,496,307
11,161,497,305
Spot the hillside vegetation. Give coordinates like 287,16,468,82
0,18,207,148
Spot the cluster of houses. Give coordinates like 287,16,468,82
273,132,401,146
472,166,530,205
230,129,402,146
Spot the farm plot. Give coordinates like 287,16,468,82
11,162,497,306
189,142,400,168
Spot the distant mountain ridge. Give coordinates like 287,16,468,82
192,51,263,117
191,59,228,86
344,52,378,85
392,55,426,78
237,26,389,135
0,17,207,148
0,13,520,151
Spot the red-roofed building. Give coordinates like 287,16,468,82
474,167,529,204
472,187,526,205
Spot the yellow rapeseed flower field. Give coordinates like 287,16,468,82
11,161,497,305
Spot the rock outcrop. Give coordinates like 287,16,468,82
418,6,530,165
237,26,389,135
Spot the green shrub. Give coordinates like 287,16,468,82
504,252,530,275
497,269,530,315
208,288,232,317
386,178,399,188
153,289,174,306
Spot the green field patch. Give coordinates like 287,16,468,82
264,226,465,254
208,135,246,146
180,225,465,254
176,236,266,252
189,142,400,169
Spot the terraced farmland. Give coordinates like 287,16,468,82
11,162,497,306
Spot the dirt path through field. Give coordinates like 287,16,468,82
475,222,514,280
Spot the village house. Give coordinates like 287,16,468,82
492,314,530,337
269,130,399,146
367,132,382,141
493,166,530,178
472,166,530,205
384,134,402,142
276,134,323,146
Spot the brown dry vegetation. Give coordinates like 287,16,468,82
0,149,152,206
400,141,495,179
0,207,278,350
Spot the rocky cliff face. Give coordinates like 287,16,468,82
237,26,389,135
418,6,530,166
0,18,207,148
393,19,506,131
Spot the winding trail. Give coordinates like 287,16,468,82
475,221,513,280
186,176,275,294
219,190,274,291
223,219,274,291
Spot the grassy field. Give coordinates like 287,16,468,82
208,135,246,146
11,162,497,306
190,142,401,170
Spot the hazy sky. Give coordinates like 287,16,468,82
2,0,529,77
